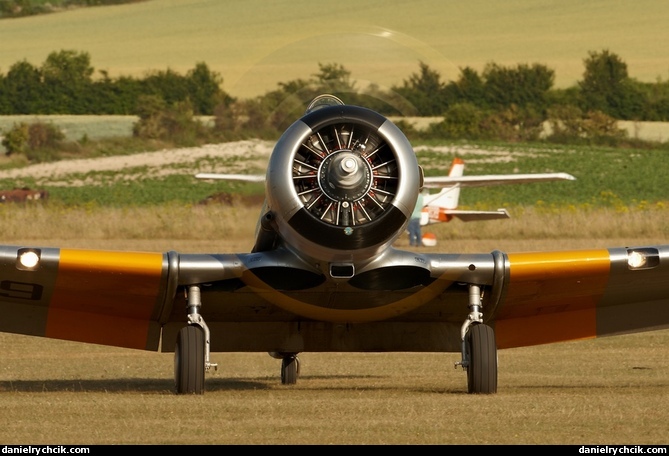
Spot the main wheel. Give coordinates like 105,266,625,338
466,324,498,394
174,325,205,394
281,355,299,385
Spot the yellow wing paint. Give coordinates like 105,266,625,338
46,249,165,349
496,249,611,348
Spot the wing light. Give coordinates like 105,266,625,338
627,248,660,270
16,248,41,270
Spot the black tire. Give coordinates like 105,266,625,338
466,324,498,394
174,325,206,394
281,355,299,385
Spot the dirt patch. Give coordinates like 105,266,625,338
0,140,274,185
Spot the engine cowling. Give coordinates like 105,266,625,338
264,101,423,264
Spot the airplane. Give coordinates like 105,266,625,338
419,157,574,226
196,156,576,240
1,94,668,395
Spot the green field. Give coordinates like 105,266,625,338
1,0,669,98
0,114,137,141
1,137,668,210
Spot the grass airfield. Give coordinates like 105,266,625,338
1,329,667,445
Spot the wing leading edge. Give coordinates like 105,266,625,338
422,172,576,188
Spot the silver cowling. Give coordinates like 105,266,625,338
264,104,422,264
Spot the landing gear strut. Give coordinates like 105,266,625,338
455,284,498,394
174,285,217,395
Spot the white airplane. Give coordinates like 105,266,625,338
197,156,575,247
196,158,575,226
420,157,575,226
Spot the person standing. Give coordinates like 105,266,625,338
408,189,425,246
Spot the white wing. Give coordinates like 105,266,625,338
195,173,265,182
423,172,576,188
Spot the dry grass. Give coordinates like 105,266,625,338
2,203,667,251
0,203,668,444
0,332,667,444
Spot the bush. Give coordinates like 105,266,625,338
480,105,545,141
1,122,29,155
1,121,64,156
426,103,544,141
27,121,65,149
546,105,628,145
132,95,211,145
427,102,483,139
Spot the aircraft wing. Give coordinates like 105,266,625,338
488,246,669,349
432,208,510,222
0,247,167,351
0,95,666,395
3,244,667,351
195,173,265,182
423,172,576,188
195,170,576,188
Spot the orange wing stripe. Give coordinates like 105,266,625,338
46,249,165,349
496,250,610,348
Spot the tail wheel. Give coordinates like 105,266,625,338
466,324,498,394
281,355,300,385
174,325,205,394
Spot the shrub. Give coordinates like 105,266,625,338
480,105,545,141
132,95,210,145
547,105,628,145
1,121,64,156
27,121,65,149
1,122,29,155
427,102,483,139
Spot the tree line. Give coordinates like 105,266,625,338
2,49,668,120
0,50,229,116
3,48,669,158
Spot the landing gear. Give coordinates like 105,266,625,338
456,284,498,394
465,324,497,394
174,325,205,394
174,285,217,395
281,354,300,385
269,351,301,385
